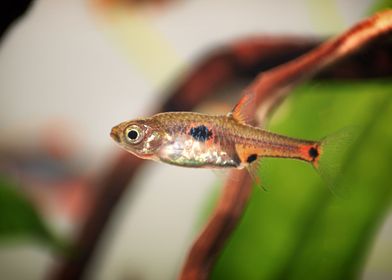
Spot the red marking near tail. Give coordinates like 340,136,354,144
300,144,322,168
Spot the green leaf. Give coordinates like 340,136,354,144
210,80,392,279
0,177,67,251
369,0,392,13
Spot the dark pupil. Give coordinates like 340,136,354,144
128,130,139,140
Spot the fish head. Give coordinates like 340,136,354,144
110,117,164,159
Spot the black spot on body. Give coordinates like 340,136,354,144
247,154,257,163
308,147,319,159
189,125,213,142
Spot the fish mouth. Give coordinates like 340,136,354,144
110,127,121,143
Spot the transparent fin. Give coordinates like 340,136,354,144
246,158,269,192
316,127,359,197
214,125,241,167
215,126,228,149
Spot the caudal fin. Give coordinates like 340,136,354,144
314,128,358,196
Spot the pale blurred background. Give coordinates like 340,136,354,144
0,0,390,279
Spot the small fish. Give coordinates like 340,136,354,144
110,93,346,185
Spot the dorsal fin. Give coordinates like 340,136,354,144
230,92,256,125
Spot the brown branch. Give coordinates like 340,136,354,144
161,36,321,112
53,153,144,280
248,10,392,120
180,170,253,280
179,10,392,280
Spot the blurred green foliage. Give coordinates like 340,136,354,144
0,177,66,251
370,0,392,13
211,80,392,279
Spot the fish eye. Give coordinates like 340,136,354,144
125,125,144,144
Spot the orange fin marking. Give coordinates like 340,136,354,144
235,144,258,164
230,92,256,125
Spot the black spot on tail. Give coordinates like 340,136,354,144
247,154,257,163
308,147,319,160
189,125,213,142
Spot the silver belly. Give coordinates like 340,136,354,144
158,137,237,168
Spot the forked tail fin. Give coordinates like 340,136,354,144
314,128,359,196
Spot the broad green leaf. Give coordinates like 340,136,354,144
0,177,67,251
211,80,392,280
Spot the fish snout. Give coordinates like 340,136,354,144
110,127,121,143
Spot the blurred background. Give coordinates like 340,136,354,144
0,0,391,279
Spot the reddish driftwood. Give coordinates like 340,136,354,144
54,11,392,280
179,10,392,280
246,10,392,120
179,170,253,280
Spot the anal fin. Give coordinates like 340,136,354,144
235,144,268,191
246,158,269,192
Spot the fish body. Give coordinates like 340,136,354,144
110,111,321,171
